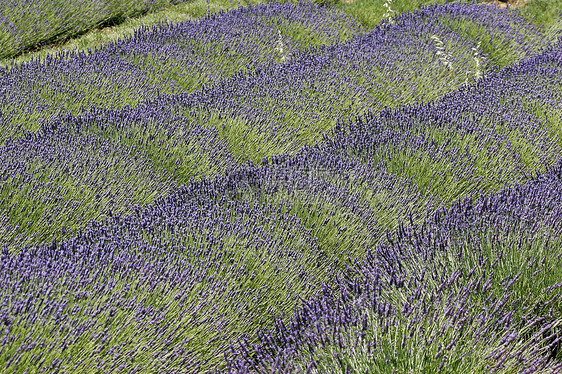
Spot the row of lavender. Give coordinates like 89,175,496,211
1,2,554,250
1,38,561,373
0,0,186,59
0,1,363,142
225,158,562,373
223,45,562,372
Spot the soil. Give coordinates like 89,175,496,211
481,0,531,8
339,0,532,8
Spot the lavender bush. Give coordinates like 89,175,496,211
0,123,182,249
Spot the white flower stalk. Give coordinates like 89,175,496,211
431,34,453,70
472,41,483,80
275,30,287,63
383,0,395,25
464,41,483,85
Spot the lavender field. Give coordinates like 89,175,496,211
0,1,561,373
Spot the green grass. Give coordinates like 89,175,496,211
83,118,237,182
0,0,176,59
518,0,562,30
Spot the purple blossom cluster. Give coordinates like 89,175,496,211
0,1,363,142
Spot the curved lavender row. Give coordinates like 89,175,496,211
224,160,562,374
50,105,241,182
0,155,397,372
0,1,363,142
